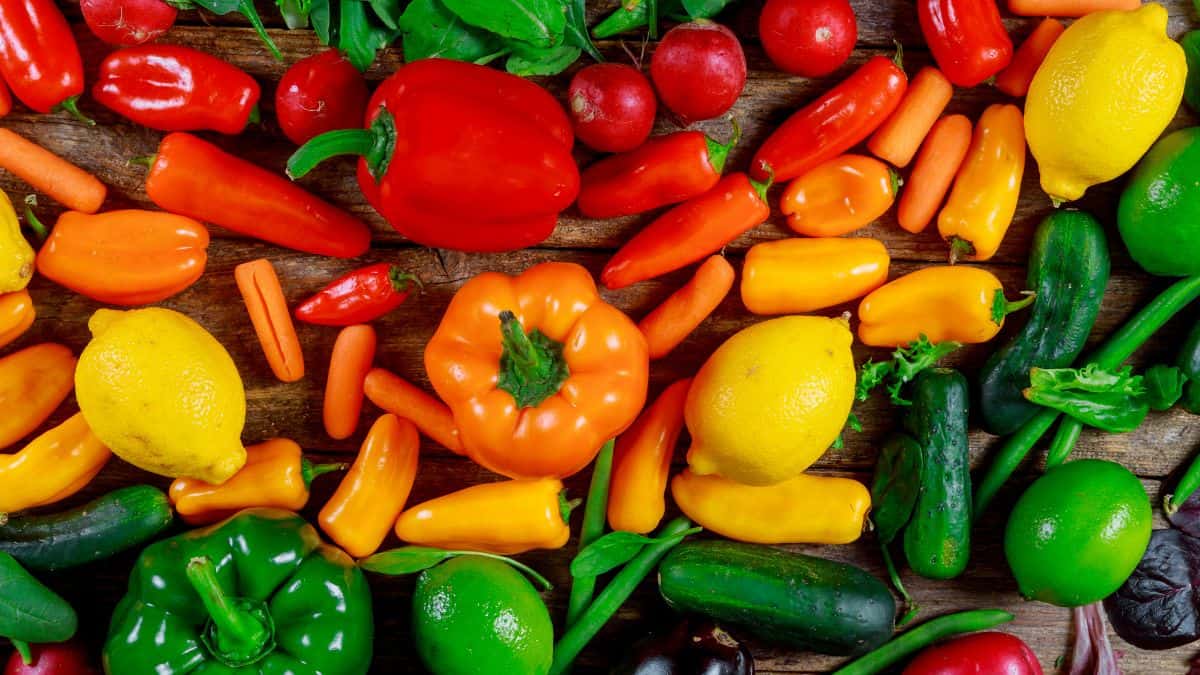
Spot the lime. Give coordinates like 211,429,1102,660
1004,459,1151,607
413,557,553,675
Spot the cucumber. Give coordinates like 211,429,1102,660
0,485,173,571
902,368,971,580
657,540,895,656
978,211,1110,435
1177,320,1200,414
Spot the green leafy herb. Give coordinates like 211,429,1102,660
442,0,566,48
857,336,962,405
506,43,582,76
871,435,923,544
564,0,603,62
398,0,504,62
847,413,863,433
277,0,312,29
1145,365,1187,411
680,0,731,18
337,0,399,71
592,0,732,38
310,0,334,43
1024,365,1150,433
360,546,553,590
170,0,283,60
367,0,401,28
570,528,701,578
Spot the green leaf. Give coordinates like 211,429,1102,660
679,0,730,18
187,0,239,15
870,434,923,544
570,528,701,578
857,336,961,406
1145,365,1187,411
563,0,603,62
398,0,506,66
338,0,398,71
1029,365,1145,396
443,0,566,48
847,413,863,433
277,0,312,28
368,0,401,29
857,359,892,401
360,546,553,591
505,43,581,76
311,0,335,44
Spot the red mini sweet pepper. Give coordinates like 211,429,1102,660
295,263,421,326
0,0,89,120
286,58,578,252
902,632,1043,675
918,0,1013,87
93,45,261,134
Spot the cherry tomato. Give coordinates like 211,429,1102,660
650,20,746,124
4,641,98,675
568,63,657,153
275,49,369,146
759,0,857,77
80,0,177,46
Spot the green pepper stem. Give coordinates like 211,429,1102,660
496,310,570,409
301,459,348,488
750,164,774,203
128,155,156,169
22,195,47,241
55,97,95,126
891,40,905,70
387,266,423,294
287,109,396,181
558,493,583,524
247,104,261,126
592,0,645,38
566,440,615,628
991,288,1036,324
704,116,741,175
185,556,270,656
947,237,974,265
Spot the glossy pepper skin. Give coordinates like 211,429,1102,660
780,154,899,237
0,343,75,449
169,439,345,525
608,378,691,534
0,413,111,514
0,290,33,350
295,263,420,326
751,54,907,182
741,237,890,315
145,132,371,258
0,189,33,293
103,508,373,675
425,262,648,480
0,0,86,117
918,0,1013,87
902,632,1043,675
93,45,261,134
395,479,571,555
36,210,209,306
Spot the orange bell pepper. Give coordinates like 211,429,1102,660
236,258,304,383
168,438,345,525
425,262,649,479
780,154,899,237
35,209,209,305
320,414,420,558
0,290,34,350
394,478,572,555
741,238,890,315
0,343,75,449
0,412,110,514
608,378,690,534
857,265,1034,347
937,104,1026,262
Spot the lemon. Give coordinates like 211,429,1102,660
76,308,246,483
1024,3,1184,203
685,315,855,486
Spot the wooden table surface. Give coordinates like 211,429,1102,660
4,1,1200,672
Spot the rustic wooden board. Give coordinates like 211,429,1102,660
3,1,1200,672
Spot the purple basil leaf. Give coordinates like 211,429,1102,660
1105,529,1200,650
1169,490,1200,537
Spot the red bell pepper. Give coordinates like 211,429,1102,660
577,129,738,219
601,172,769,289
918,0,1013,87
92,45,261,134
287,58,578,252
143,132,371,258
902,632,1043,675
0,0,89,120
750,54,907,183
295,263,420,326
0,79,11,118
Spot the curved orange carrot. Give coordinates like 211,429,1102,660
995,19,1065,97
0,128,105,213
324,324,377,440
638,256,734,359
868,67,953,168
1007,0,1137,16
235,259,304,383
897,114,972,234
363,367,464,454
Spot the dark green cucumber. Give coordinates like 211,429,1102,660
902,368,971,580
978,211,1110,435
1177,319,1200,414
657,540,895,656
0,485,173,571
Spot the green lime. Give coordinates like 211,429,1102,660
1004,459,1151,607
413,557,553,675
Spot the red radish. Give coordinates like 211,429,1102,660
759,0,857,77
650,21,746,124
80,0,177,46
568,63,657,153
275,49,370,146
5,641,98,675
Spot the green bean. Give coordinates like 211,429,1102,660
1167,442,1200,513
1043,418,1083,469
565,440,615,628
832,609,1014,675
973,409,1059,517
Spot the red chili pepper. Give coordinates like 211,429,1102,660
577,128,738,219
750,54,907,183
902,632,1043,675
0,0,89,120
601,172,769,289
918,0,1013,87
295,263,421,326
92,45,261,134
143,132,371,258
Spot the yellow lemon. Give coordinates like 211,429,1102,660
685,315,855,486
76,308,246,483
1025,3,1184,203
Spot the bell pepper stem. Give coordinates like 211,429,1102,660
185,556,270,655
704,116,741,175
128,155,156,169
387,266,423,294
558,493,583,523
750,165,774,203
11,639,31,665
287,109,396,181
301,459,348,488
991,288,1036,323
947,236,973,264
496,310,570,409
891,40,905,69
22,195,47,241
55,96,95,126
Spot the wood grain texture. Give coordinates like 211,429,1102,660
3,1,1200,673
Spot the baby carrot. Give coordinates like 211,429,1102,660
363,367,464,454
0,128,105,213
324,324,377,440
1007,0,1138,15
235,259,305,383
897,114,972,234
638,255,735,359
867,67,953,168
995,18,1065,97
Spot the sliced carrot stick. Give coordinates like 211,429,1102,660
897,114,973,234
638,255,735,359
363,367,464,454
0,79,11,118
0,128,105,213
995,18,1066,97
1007,0,1138,16
235,259,305,383
324,324,377,440
867,67,954,168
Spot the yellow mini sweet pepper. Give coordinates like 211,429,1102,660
0,190,33,294
0,412,111,514
0,343,75,449
0,290,33,350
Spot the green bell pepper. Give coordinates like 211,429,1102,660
1118,127,1200,277
103,508,373,674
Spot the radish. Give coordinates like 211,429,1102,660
568,63,657,153
80,0,177,46
276,49,370,146
759,0,857,77
650,21,746,124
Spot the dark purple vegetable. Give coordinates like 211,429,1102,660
1104,529,1200,650
1068,602,1120,675
614,619,754,675
1168,486,1200,537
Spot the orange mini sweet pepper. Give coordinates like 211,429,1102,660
425,262,649,479
780,154,899,237
857,265,1034,347
0,289,33,350
741,237,890,315
0,412,110,514
394,478,573,555
168,438,344,525
0,343,75,448
608,378,691,534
